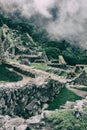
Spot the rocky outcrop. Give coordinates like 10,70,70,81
75,71,87,85
60,96,87,110
0,78,64,119
0,113,52,130
1,97,87,130
0,62,67,129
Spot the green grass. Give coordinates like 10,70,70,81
84,67,87,73
59,71,67,77
31,63,50,71
72,85,87,91
47,87,82,110
0,65,23,82
6,58,19,63
46,108,87,130
76,87,87,91
31,63,68,77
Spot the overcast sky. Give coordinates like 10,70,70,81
0,0,87,48
0,0,55,18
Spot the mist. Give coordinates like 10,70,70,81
0,0,55,18
47,0,87,48
0,0,87,48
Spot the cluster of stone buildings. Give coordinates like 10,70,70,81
0,24,68,67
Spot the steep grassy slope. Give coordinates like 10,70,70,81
0,65,22,82
47,87,82,110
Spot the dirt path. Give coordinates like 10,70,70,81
9,62,68,83
0,67,35,88
0,62,68,88
66,85,87,98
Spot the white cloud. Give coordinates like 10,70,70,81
0,0,55,18
34,0,55,18
0,0,87,48
47,0,87,48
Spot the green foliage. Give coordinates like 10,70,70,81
46,108,87,130
0,64,23,82
78,87,87,91
0,14,87,65
31,63,49,71
47,87,82,110
45,47,60,59
62,47,87,65
73,85,87,91
59,71,67,77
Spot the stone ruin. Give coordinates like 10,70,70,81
0,38,4,64
48,55,67,69
74,70,87,86
0,24,7,64
0,24,18,64
0,24,48,65
0,61,66,130
19,51,48,64
59,55,67,65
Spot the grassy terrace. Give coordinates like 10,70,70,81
72,85,87,91
0,64,23,82
32,63,82,110
77,87,87,91
6,58,18,63
47,87,82,110
31,63,50,71
46,107,87,130
31,63,67,76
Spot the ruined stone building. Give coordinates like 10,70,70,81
0,24,9,64
0,28,4,64
59,55,67,65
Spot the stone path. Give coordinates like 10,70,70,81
10,62,67,82
66,85,87,98
0,62,68,88
0,66,34,88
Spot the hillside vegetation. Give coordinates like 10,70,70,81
46,107,87,130
0,14,87,65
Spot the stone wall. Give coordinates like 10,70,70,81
75,71,87,86
0,79,64,119
1,97,87,130
4,63,35,78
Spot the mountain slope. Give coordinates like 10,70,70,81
0,14,87,65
